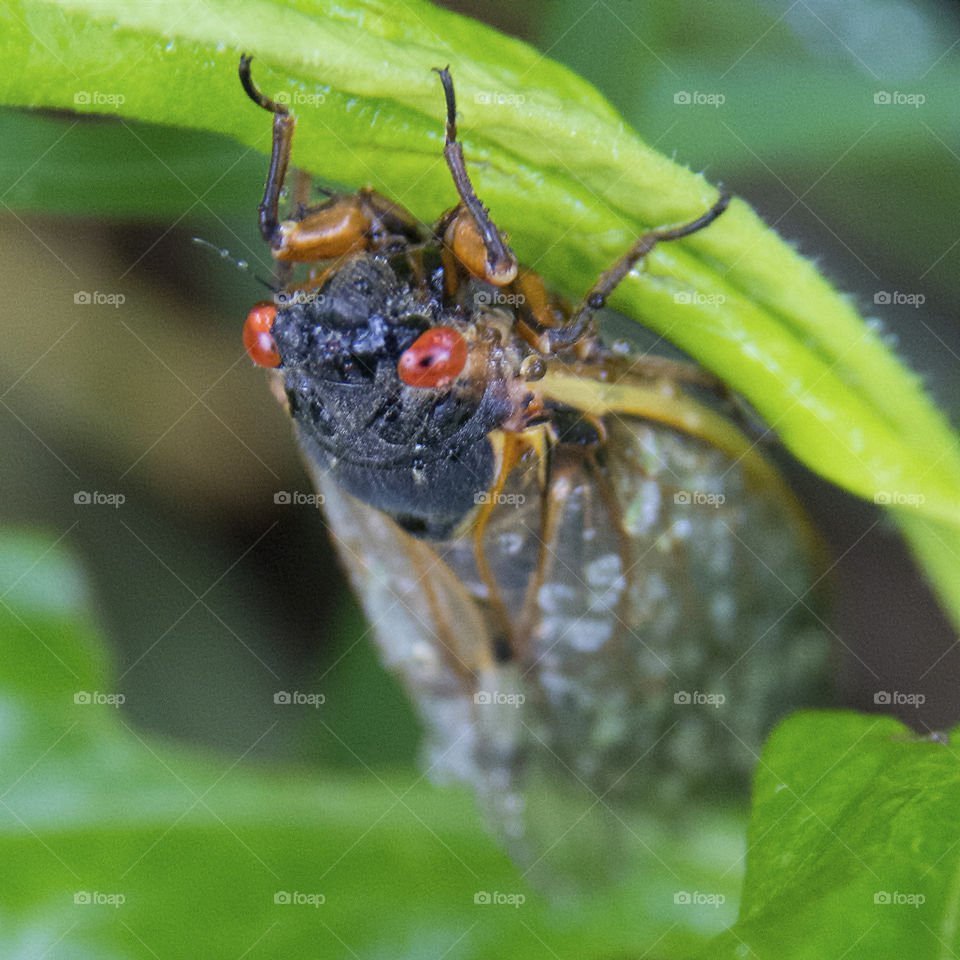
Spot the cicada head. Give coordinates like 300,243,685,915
270,255,516,537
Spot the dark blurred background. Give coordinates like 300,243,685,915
1,0,958,770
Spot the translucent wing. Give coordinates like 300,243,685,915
308,402,829,874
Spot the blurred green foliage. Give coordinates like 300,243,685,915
4,529,959,958
0,530,745,958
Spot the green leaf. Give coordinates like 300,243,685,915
2,0,958,626
702,711,960,959
0,107,263,217
0,528,746,957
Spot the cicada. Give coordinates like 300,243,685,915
237,57,828,866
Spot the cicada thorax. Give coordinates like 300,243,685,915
270,255,530,539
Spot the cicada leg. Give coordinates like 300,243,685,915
507,418,636,686
431,67,519,295
403,536,494,687
582,454,634,649
239,56,427,263
468,425,553,665
543,194,730,352
503,267,576,352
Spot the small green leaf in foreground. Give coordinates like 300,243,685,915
703,710,960,960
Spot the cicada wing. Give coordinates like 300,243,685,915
516,416,829,800
461,413,828,881
313,467,532,815
306,409,829,880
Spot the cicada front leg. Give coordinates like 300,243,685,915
239,56,427,264
430,67,519,298
529,194,731,354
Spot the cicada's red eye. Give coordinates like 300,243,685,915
398,326,467,388
243,301,280,367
